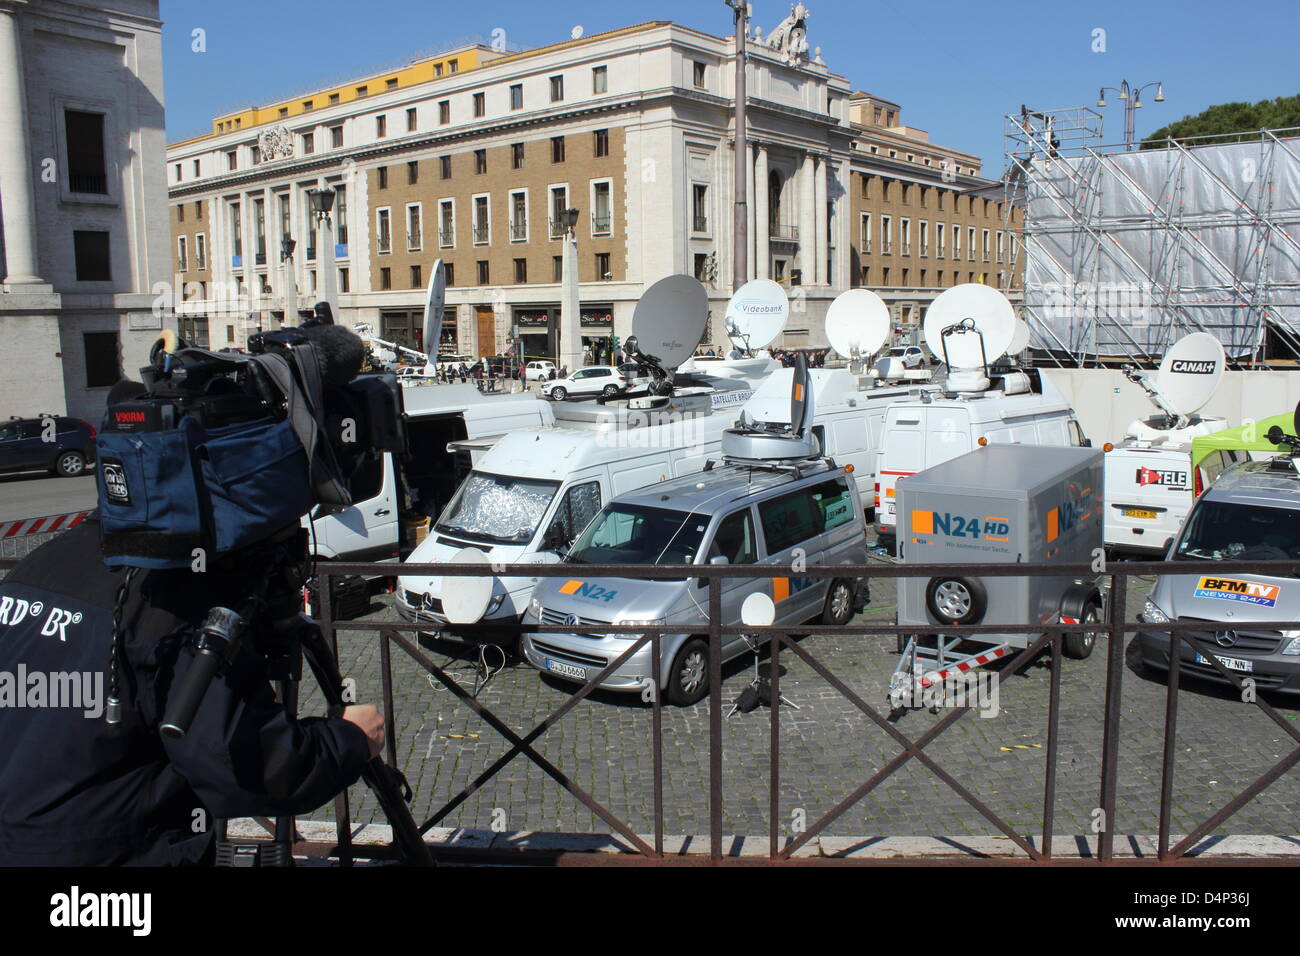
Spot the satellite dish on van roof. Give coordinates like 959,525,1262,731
923,284,1016,371
441,547,495,624
420,259,446,358
629,275,709,371
1008,319,1031,356
825,289,890,360
724,279,789,354
1154,332,1224,418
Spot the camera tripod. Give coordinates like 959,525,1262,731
159,529,434,866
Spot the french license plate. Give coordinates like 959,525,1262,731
545,658,587,680
1195,652,1253,673
1123,508,1158,520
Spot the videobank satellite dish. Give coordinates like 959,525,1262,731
441,547,495,624
630,275,709,370
825,289,890,360
923,284,1017,370
421,259,447,355
724,279,788,354
1154,332,1225,418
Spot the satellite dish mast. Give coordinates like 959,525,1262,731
623,275,709,404
724,279,789,357
1122,332,1225,431
825,288,890,373
420,259,447,372
922,284,1017,395
721,353,819,462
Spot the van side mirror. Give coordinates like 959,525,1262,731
542,525,569,552
709,555,730,566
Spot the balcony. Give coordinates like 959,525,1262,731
439,230,454,248
692,215,708,234
900,243,911,256
473,223,490,244
592,214,612,235
880,241,892,255
548,218,567,238
194,256,206,271
177,258,188,272
70,172,109,194
770,223,799,242
510,222,527,241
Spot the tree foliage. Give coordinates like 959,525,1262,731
1141,95,1300,149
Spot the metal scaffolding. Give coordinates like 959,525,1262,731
1003,108,1300,368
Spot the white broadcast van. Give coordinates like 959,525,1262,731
872,286,1088,546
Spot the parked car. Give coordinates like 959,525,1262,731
525,361,557,382
0,416,97,478
540,366,628,401
885,345,929,368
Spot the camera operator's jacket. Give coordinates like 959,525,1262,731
0,517,371,866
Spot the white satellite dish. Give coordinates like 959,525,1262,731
741,592,776,628
420,259,446,357
571,25,585,39
923,284,1017,371
825,289,891,361
1008,319,1032,356
441,547,495,625
629,275,709,370
1154,332,1225,419
724,279,789,354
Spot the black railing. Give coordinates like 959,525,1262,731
69,172,108,194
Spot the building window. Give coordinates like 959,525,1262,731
512,142,525,169
477,260,489,284
329,93,340,105
196,200,203,220
880,179,891,202
439,100,450,124
174,162,182,183
254,198,266,263
592,181,612,235
74,230,112,280
859,213,871,253
595,252,611,280
377,166,388,189
380,267,391,290
177,236,188,271
434,63,444,77
920,221,929,257
335,186,348,246
553,255,563,282
439,200,455,248
593,65,608,93
880,215,892,254
510,190,527,240
407,160,419,185
302,100,314,111
900,218,911,256
473,92,485,117
550,75,564,102
473,195,490,243
226,150,238,170
510,84,523,110
549,186,568,237
339,268,349,293
514,258,527,283
444,263,454,286
594,129,609,157
177,203,185,223
330,125,343,148
278,107,288,119
193,159,200,177
407,204,422,251
873,106,882,124
195,233,206,270
355,85,368,98
403,108,416,134
302,132,314,155
376,208,391,253
693,62,706,88
448,59,459,73
920,186,928,208
692,183,708,233
410,264,422,288
386,77,399,91
230,202,242,259
440,155,452,180
982,229,991,261
376,114,387,138
694,253,709,282
83,331,120,388
968,227,976,260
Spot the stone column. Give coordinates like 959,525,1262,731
798,152,816,281
814,156,829,286
754,145,769,280
0,1,46,286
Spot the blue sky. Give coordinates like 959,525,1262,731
160,0,1298,172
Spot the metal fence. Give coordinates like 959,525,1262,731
1,550,1296,865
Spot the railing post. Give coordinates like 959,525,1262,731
316,565,354,867
708,575,723,865
651,634,664,858
1041,629,1062,859
769,633,782,860
1158,630,1181,860
1097,571,1127,862
380,630,398,770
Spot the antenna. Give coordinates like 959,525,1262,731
721,354,820,462
922,284,1017,394
723,279,789,356
825,289,890,370
625,275,709,399
1122,332,1224,429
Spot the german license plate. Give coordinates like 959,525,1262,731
1123,508,1157,520
1195,652,1253,673
545,658,587,680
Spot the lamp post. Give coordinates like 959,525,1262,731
307,185,337,319
1097,80,1166,151
559,206,583,372
279,234,297,327
725,0,750,290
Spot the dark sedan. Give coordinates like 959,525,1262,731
0,416,97,478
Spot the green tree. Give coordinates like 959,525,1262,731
1141,94,1300,149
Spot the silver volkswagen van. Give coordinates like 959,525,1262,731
1138,458,1300,693
520,459,869,705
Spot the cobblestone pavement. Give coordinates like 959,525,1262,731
300,567,1300,842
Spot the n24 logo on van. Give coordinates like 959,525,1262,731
559,580,618,603
912,510,1010,541
1193,577,1280,608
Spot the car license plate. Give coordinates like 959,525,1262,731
1195,652,1253,673
1123,508,1157,520
545,658,587,680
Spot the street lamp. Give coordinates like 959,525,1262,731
306,186,339,320
1098,81,1165,150
278,234,297,327
306,186,336,221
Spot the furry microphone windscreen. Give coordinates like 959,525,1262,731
303,323,366,387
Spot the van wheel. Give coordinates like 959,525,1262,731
550,386,568,401
925,576,987,626
55,451,86,477
821,579,856,626
666,638,709,706
1064,599,1102,660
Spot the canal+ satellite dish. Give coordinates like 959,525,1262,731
1154,332,1224,419
724,279,789,354
923,284,1017,370
825,289,890,361
629,274,709,370
441,547,496,625
420,259,447,357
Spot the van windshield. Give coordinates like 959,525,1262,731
1175,500,1300,570
567,504,708,576
435,471,560,545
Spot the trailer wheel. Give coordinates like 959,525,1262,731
1064,599,1103,660
925,576,987,627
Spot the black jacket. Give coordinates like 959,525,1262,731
0,518,370,866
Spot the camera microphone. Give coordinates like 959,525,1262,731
302,323,366,388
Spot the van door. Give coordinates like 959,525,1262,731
311,452,400,561
538,479,604,554
611,456,672,496
924,409,971,470
878,408,926,528
707,507,764,656
757,486,826,624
